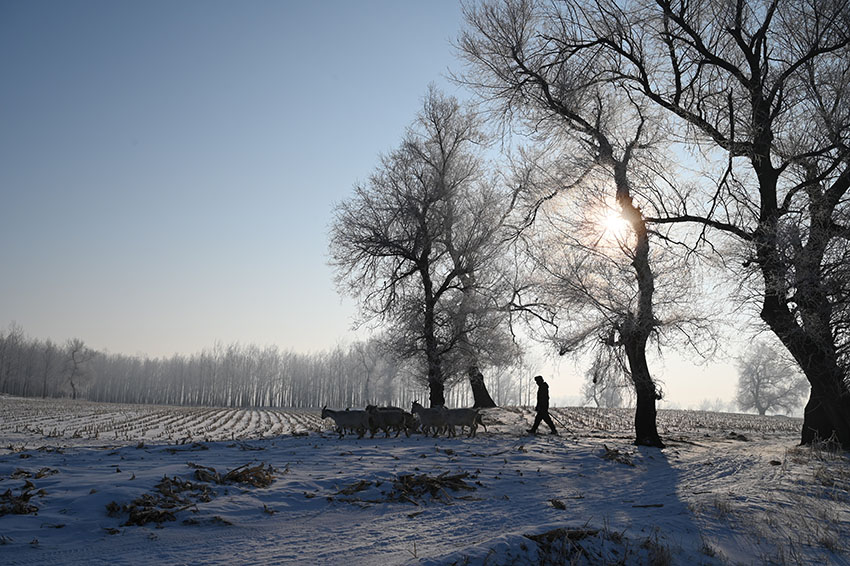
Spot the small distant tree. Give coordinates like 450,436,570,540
0,323,25,392
63,338,94,400
737,341,808,416
581,347,631,408
41,340,59,398
582,377,625,409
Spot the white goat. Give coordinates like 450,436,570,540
411,401,448,437
321,406,371,438
444,408,487,438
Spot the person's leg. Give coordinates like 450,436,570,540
528,411,543,433
543,412,557,433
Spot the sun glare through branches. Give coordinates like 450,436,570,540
602,210,629,239
597,207,631,249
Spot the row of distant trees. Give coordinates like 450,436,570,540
0,324,536,409
0,322,806,414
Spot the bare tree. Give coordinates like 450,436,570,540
461,0,850,447
40,340,59,398
737,340,808,416
330,88,518,407
581,345,632,408
590,0,850,445
443,176,522,407
582,378,626,409
459,0,713,446
63,338,93,400
0,323,25,392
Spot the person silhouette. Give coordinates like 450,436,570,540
527,375,557,435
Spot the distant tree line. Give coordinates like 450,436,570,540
0,324,530,409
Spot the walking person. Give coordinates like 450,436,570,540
527,375,557,435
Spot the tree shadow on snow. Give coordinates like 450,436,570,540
532,440,725,565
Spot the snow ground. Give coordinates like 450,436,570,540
1,398,849,565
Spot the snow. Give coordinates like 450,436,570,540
1,397,849,565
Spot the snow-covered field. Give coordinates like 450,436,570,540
1,396,849,565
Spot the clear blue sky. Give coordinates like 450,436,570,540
1,0,467,357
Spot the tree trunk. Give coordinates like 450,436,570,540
424,321,445,408
792,349,850,446
615,162,664,449
623,332,665,448
776,343,850,446
633,387,663,447
759,257,850,447
468,366,497,408
428,378,445,407
748,159,850,447
420,257,447,409
801,390,842,445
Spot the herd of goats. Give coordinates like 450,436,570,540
320,401,487,439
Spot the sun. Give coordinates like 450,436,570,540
602,211,629,239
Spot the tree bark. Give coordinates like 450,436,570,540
801,392,839,445
633,386,663,447
428,377,445,408
763,314,850,446
468,366,497,408
614,159,664,449
622,325,664,448
755,183,850,447
782,338,850,446
421,254,447,408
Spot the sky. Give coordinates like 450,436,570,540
0,0,743,408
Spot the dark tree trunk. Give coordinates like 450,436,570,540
428,378,445,408
623,331,664,448
420,255,447,409
634,388,663,447
793,355,850,446
424,322,445,408
468,366,497,408
801,393,835,444
758,236,850,447
614,160,664,449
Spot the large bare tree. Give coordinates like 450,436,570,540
460,0,707,446
592,0,850,445
462,0,850,447
330,88,518,407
